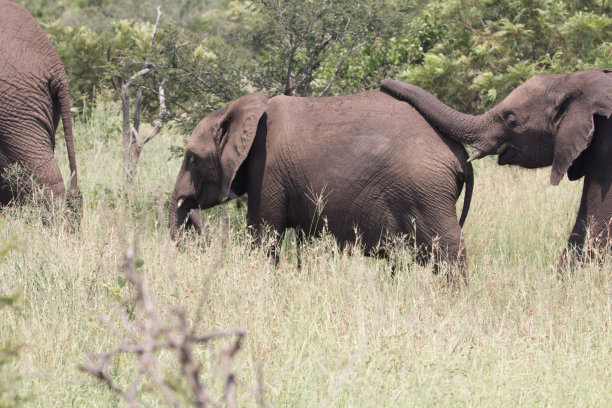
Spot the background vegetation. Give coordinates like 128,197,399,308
16,0,612,116
1,0,612,406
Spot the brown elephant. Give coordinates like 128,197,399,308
169,89,473,274
0,1,80,213
381,69,612,266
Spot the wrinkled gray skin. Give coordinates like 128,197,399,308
382,69,612,266
0,1,80,212
170,90,473,273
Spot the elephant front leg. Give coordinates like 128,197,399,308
247,222,286,266
246,213,288,267
559,176,612,272
247,186,290,266
558,222,586,273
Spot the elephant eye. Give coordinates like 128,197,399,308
188,154,197,166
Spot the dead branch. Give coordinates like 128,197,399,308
130,79,168,163
121,6,166,181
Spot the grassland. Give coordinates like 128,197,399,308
1,96,611,407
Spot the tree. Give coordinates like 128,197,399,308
245,0,417,96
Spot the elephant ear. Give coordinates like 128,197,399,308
550,69,612,185
217,93,268,200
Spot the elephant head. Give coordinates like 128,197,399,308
169,93,268,240
381,69,612,185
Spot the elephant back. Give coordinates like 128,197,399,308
0,1,69,163
0,1,63,76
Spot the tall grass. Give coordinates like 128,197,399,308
0,95,611,407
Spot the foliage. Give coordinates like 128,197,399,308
315,5,448,95
16,0,216,29
22,0,612,119
44,15,244,133
245,0,417,96
394,0,612,112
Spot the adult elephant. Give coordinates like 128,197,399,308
0,1,80,213
169,89,473,275
381,69,612,266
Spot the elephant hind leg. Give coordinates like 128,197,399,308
5,157,73,220
33,157,66,205
414,217,467,285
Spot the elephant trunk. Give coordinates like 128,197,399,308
381,79,491,149
168,190,206,243
169,190,189,242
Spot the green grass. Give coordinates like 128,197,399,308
1,96,611,407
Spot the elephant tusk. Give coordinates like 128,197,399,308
177,198,185,209
467,150,485,163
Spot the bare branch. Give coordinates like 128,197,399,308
124,65,156,90
221,334,244,408
133,86,143,137
120,7,164,182
148,6,162,60
79,352,127,398
141,79,167,146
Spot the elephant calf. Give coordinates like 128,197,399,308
170,90,473,274
0,1,80,213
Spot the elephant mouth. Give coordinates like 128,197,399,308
172,196,206,243
467,149,487,162
497,145,548,168
177,195,198,213
468,145,522,166
185,208,205,235
180,198,206,230
497,146,512,165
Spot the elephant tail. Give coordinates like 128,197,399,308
57,75,82,215
458,159,473,228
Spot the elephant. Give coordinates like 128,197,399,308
381,68,612,266
169,89,474,275
0,1,80,214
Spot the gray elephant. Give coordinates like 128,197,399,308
381,69,612,266
0,1,80,212
169,89,473,274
